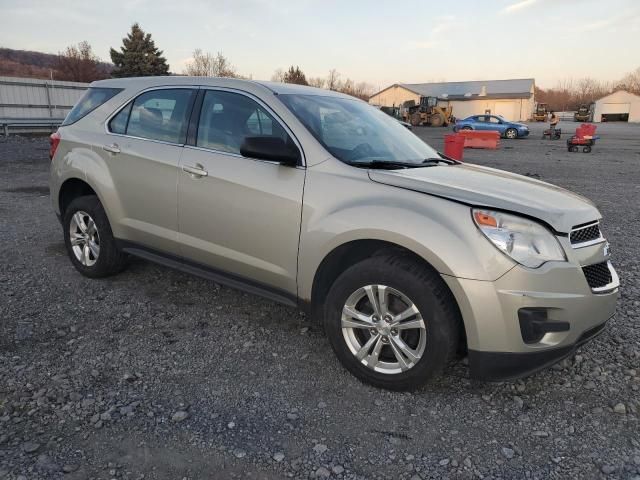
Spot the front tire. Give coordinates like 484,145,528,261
505,128,518,139
63,195,127,278
324,254,460,391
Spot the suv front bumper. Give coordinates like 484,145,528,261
443,260,619,381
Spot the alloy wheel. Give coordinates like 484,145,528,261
69,211,100,266
341,284,427,374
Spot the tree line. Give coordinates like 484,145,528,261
9,22,639,106
35,23,374,100
536,69,640,111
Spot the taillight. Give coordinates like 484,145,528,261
49,131,61,161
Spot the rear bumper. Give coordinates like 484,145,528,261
468,319,608,381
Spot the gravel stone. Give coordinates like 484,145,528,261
171,410,189,422
314,466,331,478
313,443,328,454
613,402,627,414
1,127,639,479
22,442,40,453
331,465,344,474
502,447,515,459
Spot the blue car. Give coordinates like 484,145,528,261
453,115,529,139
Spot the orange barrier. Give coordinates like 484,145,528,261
457,130,501,149
444,134,465,161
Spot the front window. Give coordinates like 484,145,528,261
278,94,440,165
196,90,293,155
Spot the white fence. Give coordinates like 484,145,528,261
0,76,89,134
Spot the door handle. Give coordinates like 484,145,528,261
102,143,120,154
182,164,208,178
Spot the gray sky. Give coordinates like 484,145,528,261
1,0,639,89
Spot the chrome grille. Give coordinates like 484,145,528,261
570,222,601,246
582,262,613,289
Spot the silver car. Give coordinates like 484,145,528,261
49,77,619,390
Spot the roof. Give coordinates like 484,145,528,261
372,78,535,101
92,76,353,99
594,89,640,103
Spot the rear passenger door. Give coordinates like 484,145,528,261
104,87,196,254
473,116,488,130
176,89,305,298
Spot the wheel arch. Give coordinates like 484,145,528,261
58,177,99,216
308,238,467,352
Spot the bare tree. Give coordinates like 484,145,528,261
619,67,640,95
308,77,326,89
56,41,108,82
534,73,631,111
271,68,285,82
327,69,340,90
184,49,237,77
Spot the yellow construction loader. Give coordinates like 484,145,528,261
402,97,453,127
533,103,548,122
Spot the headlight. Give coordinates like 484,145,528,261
472,209,566,268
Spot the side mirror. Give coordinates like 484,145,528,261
240,136,300,166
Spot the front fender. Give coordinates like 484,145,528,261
297,163,515,301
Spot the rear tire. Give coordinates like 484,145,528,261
63,195,127,278
324,254,460,391
583,146,592,153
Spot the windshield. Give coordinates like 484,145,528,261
278,94,440,165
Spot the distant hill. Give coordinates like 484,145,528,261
0,47,112,81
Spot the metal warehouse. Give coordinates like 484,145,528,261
592,90,640,123
369,78,535,122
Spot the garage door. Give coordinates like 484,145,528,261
494,102,519,120
601,103,630,114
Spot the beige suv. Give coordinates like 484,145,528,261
49,77,618,390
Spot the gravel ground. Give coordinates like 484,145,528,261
0,122,639,480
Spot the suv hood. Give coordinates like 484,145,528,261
369,163,599,233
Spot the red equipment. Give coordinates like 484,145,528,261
444,133,465,160
567,124,598,153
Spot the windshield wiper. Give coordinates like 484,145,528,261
351,160,424,170
422,156,458,165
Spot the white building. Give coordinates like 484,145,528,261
369,79,535,122
592,90,640,123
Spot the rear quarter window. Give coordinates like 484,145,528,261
62,87,122,126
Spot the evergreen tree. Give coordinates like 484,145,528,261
109,23,170,77
283,65,308,85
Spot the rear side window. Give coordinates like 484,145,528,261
62,87,122,126
124,89,195,144
109,102,132,134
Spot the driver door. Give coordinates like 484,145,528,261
177,89,305,297
488,115,506,134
